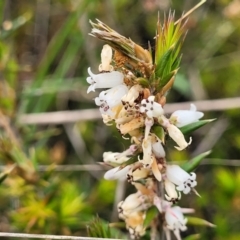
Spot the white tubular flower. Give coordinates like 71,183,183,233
98,44,113,72
103,152,130,165
118,192,151,217
121,84,143,107
104,165,131,180
164,178,181,203
167,124,192,151
103,145,137,165
95,84,128,115
165,206,188,240
86,67,124,93
166,165,197,194
138,136,154,168
170,104,204,128
140,96,164,118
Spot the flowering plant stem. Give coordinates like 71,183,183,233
87,5,214,239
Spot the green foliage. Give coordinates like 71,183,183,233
181,151,211,172
180,119,216,135
87,216,122,239
154,12,186,92
0,0,239,239
143,206,159,228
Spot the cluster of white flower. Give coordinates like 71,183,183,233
86,45,204,240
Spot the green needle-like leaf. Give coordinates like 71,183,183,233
180,119,216,135
181,151,211,172
143,206,159,228
187,217,216,227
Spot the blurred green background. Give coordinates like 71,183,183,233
0,0,240,239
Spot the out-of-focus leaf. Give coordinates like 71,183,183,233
23,1,89,113
109,222,126,228
181,151,211,172
173,73,191,97
0,13,31,39
0,164,16,184
136,77,150,88
21,78,84,97
143,206,159,227
180,119,216,134
187,217,216,227
183,234,201,240
215,168,236,193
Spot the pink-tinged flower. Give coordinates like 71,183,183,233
140,96,164,118
165,206,187,240
164,178,181,203
104,165,131,180
170,104,204,128
98,44,113,72
95,84,128,115
166,165,197,194
86,67,124,93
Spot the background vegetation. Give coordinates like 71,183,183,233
0,0,240,239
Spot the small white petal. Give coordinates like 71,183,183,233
104,166,130,180
166,165,197,195
165,206,188,233
140,96,164,118
170,104,204,128
95,85,128,115
166,165,190,185
86,67,124,93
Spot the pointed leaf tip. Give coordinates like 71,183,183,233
181,150,211,172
